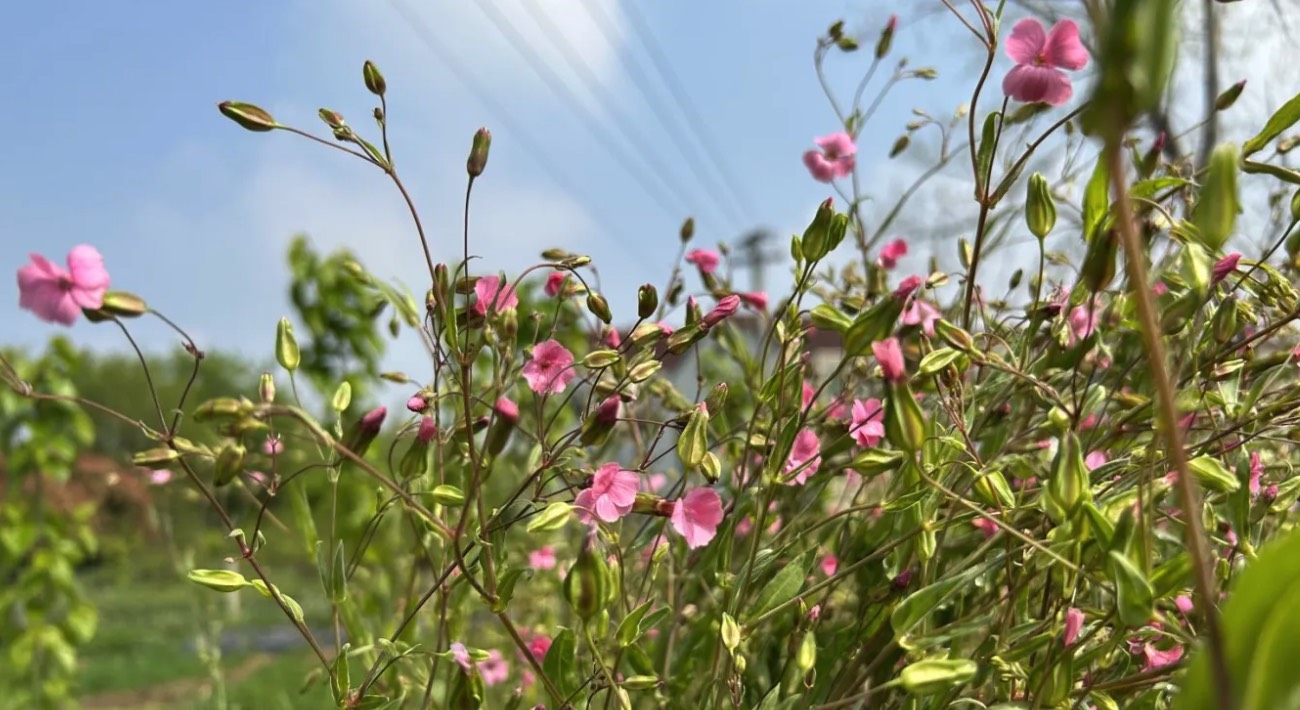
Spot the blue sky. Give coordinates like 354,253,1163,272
2,1,1292,399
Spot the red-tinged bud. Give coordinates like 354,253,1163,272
685,296,702,327
494,397,519,424
701,295,740,329
342,406,387,457
579,395,622,446
218,101,278,132
1214,80,1246,112
486,397,519,455
407,394,428,413
417,416,438,443
467,127,491,178
318,108,346,130
876,14,897,59
361,406,387,432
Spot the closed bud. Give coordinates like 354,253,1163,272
1009,269,1023,290
399,436,430,479
362,60,386,96
258,373,276,404
704,382,728,414
1292,188,1300,222
541,248,570,260
801,198,837,261
587,293,612,324
1212,295,1238,344
836,36,859,51
875,14,897,59
677,402,710,469
888,134,910,158
342,407,387,457
467,127,491,178
883,381,926,452
564,530,611,620
913,67,938,79
679,217,695,243
214,442,247,487
1046,432,1091,522
99,291,148,317
1082,230,1120,292
637,284,658,319
194,397,252,422
318,108,346,130
275,318,300,372
1025,172,1057,240
579,395,621,446
217,101,278,132
486,397,519,456
1214,80,1246,112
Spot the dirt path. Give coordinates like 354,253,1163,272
79,654,274,710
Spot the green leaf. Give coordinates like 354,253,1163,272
332,644,351,705
616,601,655,648
1083,157,1110,240
1107,551,1154,627
187,569,250,593
525,502,572,534
1187,455,1241,493
975,112,999,197
899,658,978,695
747,550,815,622
1191,143,1240,251
891,573,970,641
1177,526,1300,709
1243,91,1300,156
1241,159,1300,186
490,567,533,613
809,304,852,333
541,627,578,697
917,347,962,376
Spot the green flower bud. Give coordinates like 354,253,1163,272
1082,230,1120,293
1214,80,1245,111
637,284,658,319
214,442,247,487
564,530,611,620
275,318,300,372
1025,172,1057,240
467,127,491,178
801,198,836,261
217,101,278,132
587,293,612,324
363,60,386,96
258,373,276,404
679,217,695,243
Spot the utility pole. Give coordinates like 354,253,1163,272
736,229,779,293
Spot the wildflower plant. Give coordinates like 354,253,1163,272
11,2,1300,709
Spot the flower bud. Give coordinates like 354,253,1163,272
1025,173,1057,240
1214,80,1245,112
637,284,658,319
875,14,897,59
363,60,386,96
1213,295,1239,344
1045,432,1091,523
485,397,519,456
887,133,911,159
217,101,278,132
884,381,926,452
399,435,429,479
579,395,621,447
259,373,276,404
801,198,836,261
99,291,148,318
318,108,346,130
275,318,300,372
417,416,438,443
704,382,728,414
701,295,740,329
587,293,612,324
342,407,387,458
213,442,247,487
564,530,611,620
677,402,709,470
467,127,491,178
680,217,695,243
407,393,429,413
1081,229,1119,292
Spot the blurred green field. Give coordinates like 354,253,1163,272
74,562,335,710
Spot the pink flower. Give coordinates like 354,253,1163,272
148,470,173,486
494,397,519,424
479,650,509,686
449,642,472,670
670,487,725,549
877,239,909,269
1141,643,1184,672
526,635,552,664
820,554,839,577
1064,608,1084,646
361,406,387,432
702,295,740,328
808,604,822,621
850,398,885,448
262,435,283,456
17,245,111,326
785,428,822,485
872,338,906,383
1174,595,1194,615
685,249,721,274
417,416,438,443
641,472,667,493
803,132,857,182
406,394,427,413
894,275,923,300
739,291,768,311
529,546,557,570
522,339,576,395
472,274,518,317
902,299,941,337
1067,298,1100,344
1212,253,1241,285
575,462,639,523
972,517,998,539
801,381,816,412
1084,450,1108,471
1153,282,1169,296
544,271,567,297
604,327,622,348
1249,451,1263,496
1002,19,1089,106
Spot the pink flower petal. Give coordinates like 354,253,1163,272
1004,18,1047,65
1003,64,1074,105
1043,19,1089,71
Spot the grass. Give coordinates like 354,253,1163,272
75,552,336,709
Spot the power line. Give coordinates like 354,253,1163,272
578,0,756,228
616,1,761,222
521,0,746,234
467,0,706,230
382,0,659,267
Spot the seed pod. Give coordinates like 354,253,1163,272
1025,173,1057,240
563,530,611,620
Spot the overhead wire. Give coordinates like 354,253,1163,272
466,0,709,231
616,1,762,223
517,0,746,235
577,0,757,229
383,0,660,267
